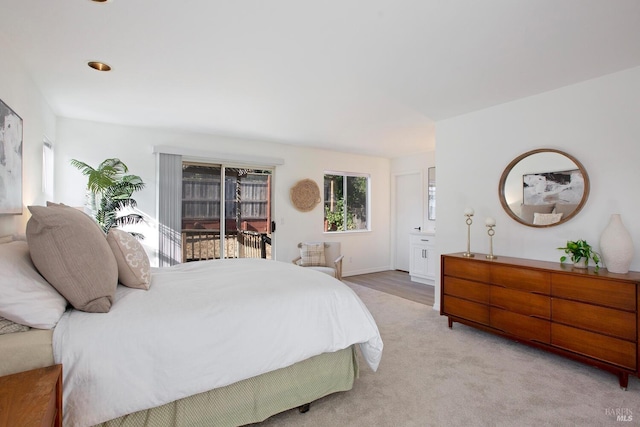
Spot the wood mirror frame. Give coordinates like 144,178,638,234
498,149,590,228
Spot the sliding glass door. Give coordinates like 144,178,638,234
181,163,273,261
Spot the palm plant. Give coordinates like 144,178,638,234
71,158,146,237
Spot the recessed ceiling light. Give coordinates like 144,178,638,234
88,61,111,71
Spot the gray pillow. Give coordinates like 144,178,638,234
26,205,118,313
554,203,579,218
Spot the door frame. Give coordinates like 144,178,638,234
182,160,275,260
390,170,424,271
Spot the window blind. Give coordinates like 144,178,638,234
158,153,182,266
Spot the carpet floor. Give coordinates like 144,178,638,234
254,281,639,427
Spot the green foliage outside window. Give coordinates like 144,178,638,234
324,198,356,231
324,173,368,232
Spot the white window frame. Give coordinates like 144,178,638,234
42,138,54,199
323,171,371,233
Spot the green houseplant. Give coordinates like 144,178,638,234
558,239,600,271
71,158,146,237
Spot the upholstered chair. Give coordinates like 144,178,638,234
292,242,344,280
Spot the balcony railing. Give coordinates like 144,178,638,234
182,229,271,262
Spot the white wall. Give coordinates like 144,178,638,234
389,151,436,270
391,151,436,231
54,118,391,275
435,66,640,310
0,39,56,236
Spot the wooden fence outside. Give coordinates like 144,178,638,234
182,229,271,262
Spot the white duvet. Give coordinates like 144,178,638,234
53,258,383,427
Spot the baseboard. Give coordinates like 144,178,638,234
342,266,391,277
409,275,435,286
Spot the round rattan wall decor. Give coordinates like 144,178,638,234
290,179,321,212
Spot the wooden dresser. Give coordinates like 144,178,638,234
0,364,62,427
440,253,640,388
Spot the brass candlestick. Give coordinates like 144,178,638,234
486,224,497,259
462,211,474,257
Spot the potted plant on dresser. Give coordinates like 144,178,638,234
558,239,601,271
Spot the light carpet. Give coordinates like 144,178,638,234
254,281,639,427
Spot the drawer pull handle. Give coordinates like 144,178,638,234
421,239,430,242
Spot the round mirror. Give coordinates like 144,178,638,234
498,149,590,228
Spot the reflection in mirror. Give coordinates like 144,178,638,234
499,149,589,228
428,167,436,221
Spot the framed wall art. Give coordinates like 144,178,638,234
0,98,23,214
523,169,583,206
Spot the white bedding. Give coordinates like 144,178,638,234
53,258,383,427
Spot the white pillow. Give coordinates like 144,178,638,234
0,241,68,329
533,212,563,225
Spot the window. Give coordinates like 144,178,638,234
324,172,369,232
42,139,54,199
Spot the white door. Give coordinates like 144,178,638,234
395,172,423,271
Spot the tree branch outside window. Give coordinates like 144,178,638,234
324,173,369,232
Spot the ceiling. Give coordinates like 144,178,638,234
2,0,640,157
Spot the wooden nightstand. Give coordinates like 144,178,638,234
0,364,62,427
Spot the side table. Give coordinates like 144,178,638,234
0,364,62,427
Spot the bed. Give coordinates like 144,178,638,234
0,205,383,427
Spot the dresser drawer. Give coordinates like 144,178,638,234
491,265,550,294
490,308,550,343
551,274,636,311
490,286,550,319
552,299,636,341
443,276,490,304
443,295,490,326
443,257,490,282
551,323,636,369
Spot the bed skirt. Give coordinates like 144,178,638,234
0,329,54,377
96,346,359,427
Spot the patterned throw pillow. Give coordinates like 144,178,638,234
0,316,30,335
107,229,151,290
300,242,326,267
